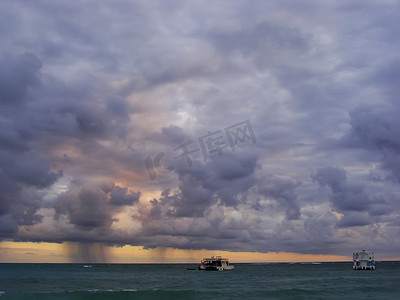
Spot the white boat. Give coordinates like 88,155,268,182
353,250,375,270
198,256,234,271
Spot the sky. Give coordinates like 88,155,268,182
0,0,399,263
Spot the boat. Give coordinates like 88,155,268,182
198,256,234,271
353,250,375,270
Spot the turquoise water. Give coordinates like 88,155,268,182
0,262,399,299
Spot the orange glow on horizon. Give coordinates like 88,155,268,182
1,241,398,264
0,241,368,264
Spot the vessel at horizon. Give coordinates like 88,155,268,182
198,256,234,271
353,250,375,270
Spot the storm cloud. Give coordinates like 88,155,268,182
1,0,400,258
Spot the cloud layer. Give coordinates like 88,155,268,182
1,0,400,258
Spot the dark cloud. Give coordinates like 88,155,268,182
207,21,309,68
337,212,372,228
0,53,62,234
342,105,400,182
312,167,347,194
0,53,41,105
53,182,141,231
151,125,190,145
257,175,301,220
311,166,396,233
54,185,113,230
154,150,258,218
312,166,371,212
345,105,400,153
110,187,141,206
0,215,18,236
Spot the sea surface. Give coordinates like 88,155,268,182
0,262,399,299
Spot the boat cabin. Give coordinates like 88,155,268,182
353,250,375,270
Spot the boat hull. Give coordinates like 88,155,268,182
198,265,234,271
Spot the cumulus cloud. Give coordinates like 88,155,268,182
342,105,400,182
1,0,400,258
54,185,114,230
257,175,301,220
53,181,141,232
314,167,367,212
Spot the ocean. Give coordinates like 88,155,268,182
0,262,399,299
